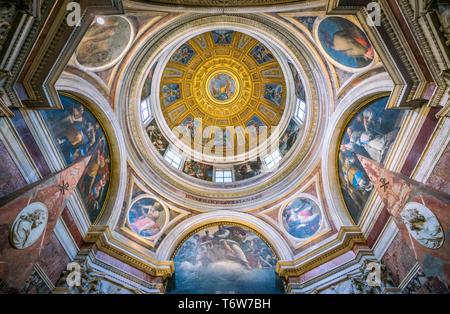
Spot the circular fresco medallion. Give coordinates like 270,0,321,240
126,197,168,239
281,197,322,239
208,73,238,102
316,16,375,71
75,16,134,71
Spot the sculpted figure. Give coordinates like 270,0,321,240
11,208,47,249
401,207,444,249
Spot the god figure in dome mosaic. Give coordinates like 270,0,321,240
209,73,237,101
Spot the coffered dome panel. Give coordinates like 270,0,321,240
158,30,286,157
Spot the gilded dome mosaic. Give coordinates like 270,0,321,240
158,30,287,156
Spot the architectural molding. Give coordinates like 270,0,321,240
54,217,80,261
123,0,327,13
84,226,174,280
372,216,399,260
2,0,123,112
34,263,55,291
287,249,378,293
277,226,366,279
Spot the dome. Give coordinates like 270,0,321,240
4,0,448,295
156,30,287,161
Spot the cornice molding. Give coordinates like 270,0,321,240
123,0,327,13
85,226,174,280
277,226,366,279
3,0,123,112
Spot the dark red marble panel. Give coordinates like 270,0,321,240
401,107,441,177
426,141,450,195
37,233,70,285
0,138,27,198
9,109,51,177
367,207,390,248
381,233,417,285
0,156,90,292
60,207,84,248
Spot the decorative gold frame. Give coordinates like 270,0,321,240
335,92,391,226
58,92,112,226
125,195,170,241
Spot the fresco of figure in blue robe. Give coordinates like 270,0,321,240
250,42,275,64
170,43,195,64
246,115,266,140
40,94,111,223
209,73,236,101
338,96,403,223
212,30,234,44
183,158,213,182
178,115,199,140
282,197,322,239
234,158,262,181
279,119,300,156
166,224,285,294
214,129,232,148
288,62,306,101
141,62,158,100
318,17,374,69
162,84,181,106
264,84,283,106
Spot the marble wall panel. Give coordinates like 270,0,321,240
0,138,27,198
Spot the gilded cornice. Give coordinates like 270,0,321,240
85,226,174,279
123,0,327,13
276,226,366,279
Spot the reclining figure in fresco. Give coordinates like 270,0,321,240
206,225,253,270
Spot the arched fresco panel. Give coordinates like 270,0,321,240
40,94,111,224
338,95,403,224
166,223,285,294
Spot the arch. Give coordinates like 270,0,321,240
56,72,128,226
321,72,394,229
157,211,294,262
